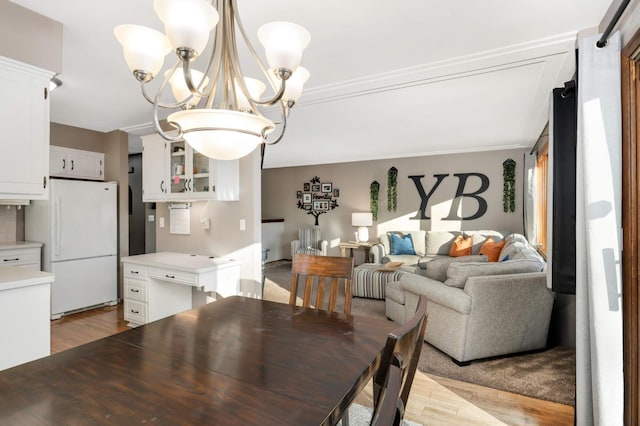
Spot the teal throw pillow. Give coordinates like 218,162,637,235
390,233,416,255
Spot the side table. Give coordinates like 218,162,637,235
339,241,374,264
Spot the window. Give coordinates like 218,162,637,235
535,143,549,257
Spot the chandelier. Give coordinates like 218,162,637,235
114,0,310,160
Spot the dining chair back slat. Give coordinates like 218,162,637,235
290,254,355,314
370,295,428,424
370,353,405,426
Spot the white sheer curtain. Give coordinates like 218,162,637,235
575,32,623,425
523,152,537,246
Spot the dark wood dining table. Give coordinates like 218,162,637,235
0,296,396,425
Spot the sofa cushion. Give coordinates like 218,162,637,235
425,231,462,255
381,231,426,256
480,237,506,262
449,235,472,257
423,255,488,282
389,232,416,255
444,259,544,288
465,230,505,255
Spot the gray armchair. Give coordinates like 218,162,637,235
290,228,328,257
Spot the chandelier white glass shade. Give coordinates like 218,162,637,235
114,0,310,160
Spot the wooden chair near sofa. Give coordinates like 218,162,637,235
370,353,405,426
289,253,355,314
342,294,428,426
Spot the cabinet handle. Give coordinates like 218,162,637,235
62,158,66,170
100,159,103,176
160,180,165,193
71,160,75,170
130,288,140,293
130,270,139,274
188,178,192,191
3,258,19,262
130,309,140,314
165,274,175,279
43,176,47,189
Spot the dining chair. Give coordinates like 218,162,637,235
370,353,405,426
371,294,428,424
290,253,355,314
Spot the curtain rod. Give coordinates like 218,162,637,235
597,0,631,47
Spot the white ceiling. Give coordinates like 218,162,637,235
10,0,613,168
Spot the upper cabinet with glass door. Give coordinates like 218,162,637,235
166,140,239,201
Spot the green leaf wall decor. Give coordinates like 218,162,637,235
503,159,516,213
387,167,398,212
370,181,380,221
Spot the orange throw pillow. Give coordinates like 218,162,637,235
480,237,506,262
449,235,472,257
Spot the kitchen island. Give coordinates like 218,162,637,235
121,252,240,326
0,266,54,370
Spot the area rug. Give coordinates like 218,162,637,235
264,260,576,406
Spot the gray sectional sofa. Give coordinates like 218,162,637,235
373,230,554,365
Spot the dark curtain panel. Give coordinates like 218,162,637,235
551,85,577,294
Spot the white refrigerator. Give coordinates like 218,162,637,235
26,179,118,319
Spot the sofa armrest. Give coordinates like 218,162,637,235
319,240,328,256
291,239,328,257
291,240,301,258
370,243,386,263
398,274,471,314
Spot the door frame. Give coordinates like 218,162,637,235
621,27,640,426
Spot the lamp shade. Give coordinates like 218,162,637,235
165,68,209,107
281,66,310,103
168,109,275,160
114,24,171,77
234,77,267,111
352,212,373,227
154,0,219,57
257,21,310,71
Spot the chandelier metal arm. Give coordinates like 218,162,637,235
182,125,263,138
140,61,199,109
182,60,210,99
230,0,288,108
264,101,288,146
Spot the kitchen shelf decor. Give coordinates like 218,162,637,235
296,176,339,225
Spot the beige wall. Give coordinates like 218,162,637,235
50,123,106,152
155,150,263,296
0,0,62,73
262,148,527,260
104,130,130,298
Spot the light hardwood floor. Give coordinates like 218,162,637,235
50,304,574,425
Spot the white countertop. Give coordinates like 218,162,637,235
121,252,239,273
0,241,43,250
0,266,54,291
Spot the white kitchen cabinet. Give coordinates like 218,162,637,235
0,267,53,371
0,242,42,271
141,134,168,202
0,57,53,200
121,252,240,327
141,133,239,202
50,146,104,181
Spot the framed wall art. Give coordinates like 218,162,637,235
295,176,340,225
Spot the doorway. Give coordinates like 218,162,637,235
128,153,155,255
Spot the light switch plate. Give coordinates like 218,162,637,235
159,217,165,228
240,219,246,231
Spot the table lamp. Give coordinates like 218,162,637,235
352,212,373,242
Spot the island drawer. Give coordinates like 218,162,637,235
124,279,147,302
124,300,146,324
147,268,197,286
123,263,147,279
